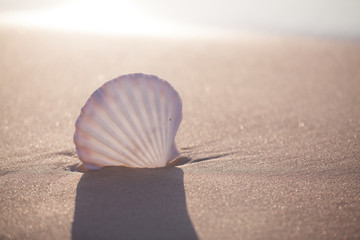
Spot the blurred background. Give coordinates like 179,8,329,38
0,0,360,39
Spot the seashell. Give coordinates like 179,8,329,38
73,73,182,170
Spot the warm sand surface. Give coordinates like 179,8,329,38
1,28,360,239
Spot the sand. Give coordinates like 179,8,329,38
0,28,359,239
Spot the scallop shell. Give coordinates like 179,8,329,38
73,73,182,170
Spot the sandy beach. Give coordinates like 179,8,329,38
0,28,359,239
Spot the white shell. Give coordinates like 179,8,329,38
73,73,182,170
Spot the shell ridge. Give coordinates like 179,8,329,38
75,125,137,167
111,79,156,166
132,78,159,166
164,84,182,162
77,145,129,168
93,98,150,166
98,85,150,166
124,78,159,166
78,89,151,167
111,96,154,167
159,82,169,164
165,104,175,161
108,83,156,167
96,87,147,163
149,78,167,165
75,132,139,167
152,80,166,165
122,78,159,166
139,78,164,166
76,113,146,167
157,78,180,163
163,84,171,162
158,79,176,165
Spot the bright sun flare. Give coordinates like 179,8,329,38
0,0,193,37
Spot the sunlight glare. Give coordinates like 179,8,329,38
0,0,194,37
